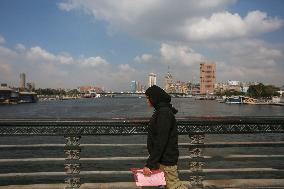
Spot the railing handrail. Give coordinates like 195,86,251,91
1,115,284,121
0,116,283,136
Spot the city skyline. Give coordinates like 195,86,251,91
0,0,284,91
3,70,280,94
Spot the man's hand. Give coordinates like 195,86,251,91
143,167,151,176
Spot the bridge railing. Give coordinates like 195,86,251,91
0,117,284,188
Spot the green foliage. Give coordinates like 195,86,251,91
35,88,80,96
66,89,80,96
247,83,280,98
216,89,245,97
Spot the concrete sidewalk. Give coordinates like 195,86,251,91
1,180,284,189
0,183,139,189
0,182,188,189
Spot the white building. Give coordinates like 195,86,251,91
240,86,249,93
19,73,26,89
148,73,157,87
278,85,284,96
228,80,240,86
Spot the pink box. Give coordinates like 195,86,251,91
131,168,166,186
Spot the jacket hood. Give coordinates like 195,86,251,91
145,85,178,114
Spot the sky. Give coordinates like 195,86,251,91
0,0,284,91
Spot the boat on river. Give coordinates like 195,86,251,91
0,87,19,104
18,92,38,103
243,97,257,105
0,87,38,104
225,96,245,104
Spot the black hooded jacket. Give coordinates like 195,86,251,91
145,85,179,169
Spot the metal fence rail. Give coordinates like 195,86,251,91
0,116,284,188
1,116,284,135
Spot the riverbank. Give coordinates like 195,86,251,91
211,95,284,106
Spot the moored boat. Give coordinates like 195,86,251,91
0,87,19,104
18,92,38,103
225,96,245,104
243,97,257,105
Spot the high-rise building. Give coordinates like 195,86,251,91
137,82,141,92
164,71,176,93
148,73,156,87
136,81,144,93
130,80,137,93
200,62,216,94
19,73,26,90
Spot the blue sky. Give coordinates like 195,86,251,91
0,0,283,90
0,0,157,64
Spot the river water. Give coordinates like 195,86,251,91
0,98,283,185
0,97,283,118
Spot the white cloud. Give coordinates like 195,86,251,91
185,11,283,40
57,53,74,65
134,53,153,63
211,39,282,66
133,43,206,70
118,64,135,72
208,39,284,84
0,35,5,44
25,46,109,67
58,1,80,11
1,39,283,89
108,63,139,89
58,1,282,42
0,62,12,85
244,11,283,34
26,46,57,62
160,43,205,66
132,43,208,84
0,43,140,90
195,0,237,9
41,63,69,77
15,43,26,52
79,56,108,67
135,43,206,68
0,46,18,58
133,40,284,86
0,62,11,73
58,0,246,41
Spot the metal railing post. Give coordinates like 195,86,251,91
189,134,205,188
64,136,81,189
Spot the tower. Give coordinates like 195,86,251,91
130,80,137,93
200,62,216,94
164,67,176,93
148,73,157,87
19,73,26,90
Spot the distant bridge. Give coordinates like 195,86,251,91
97,92,187,96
